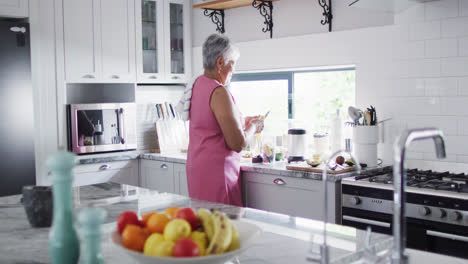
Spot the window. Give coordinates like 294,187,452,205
229,67,355,138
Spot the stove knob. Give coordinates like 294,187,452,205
449,211,462,221
418,206,431,216
350,196,361,205
433,209,447,219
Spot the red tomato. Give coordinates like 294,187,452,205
172,238,200,257
175,208,200,230
117,211,141,234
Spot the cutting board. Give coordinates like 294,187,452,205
286,162,356,175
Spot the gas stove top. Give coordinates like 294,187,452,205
349,166,468,195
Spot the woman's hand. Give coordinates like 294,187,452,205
247,117,264,134
244,115,259,128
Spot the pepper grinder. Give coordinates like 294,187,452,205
47,151,80,264
78,207,107,264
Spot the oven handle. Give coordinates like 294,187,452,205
343,215,391,228
426,230,468,243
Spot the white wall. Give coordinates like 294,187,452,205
192,0,468,171
192,0,394,46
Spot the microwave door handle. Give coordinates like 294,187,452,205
118,108,125,144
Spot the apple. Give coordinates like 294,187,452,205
172,238,200,257
175,208,200,230
117,211,141,234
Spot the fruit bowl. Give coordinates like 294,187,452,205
111,220,262,264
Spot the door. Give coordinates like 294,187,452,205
0,21,35,196
163,0,190,83
0,0,28,18
100,0,136,82
63,0,101,82
136,0,165,83
139,160,174,193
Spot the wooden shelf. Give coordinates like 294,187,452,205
193,0,277,10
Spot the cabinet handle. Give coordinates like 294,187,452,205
99,164,111,171
172,76,180,80
149,75,158,79
111,75,120,79
273,178,285,185
161,164,168,169
82,74,95,79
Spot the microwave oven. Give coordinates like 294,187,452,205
67,103,137,154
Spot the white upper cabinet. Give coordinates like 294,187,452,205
63,0,136,83
100,0,136,82
0,0,28,18
136,0,191,84
63,0,100,82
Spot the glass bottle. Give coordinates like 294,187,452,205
47,151,80,264
78,207,107,264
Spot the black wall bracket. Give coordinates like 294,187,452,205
318,0,332,32
252,0,274,38
203,8,225,34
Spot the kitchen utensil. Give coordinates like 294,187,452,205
263,110,270,120
353,126,379,167
111,220,262,264
348,106,363,126
287,128,307,163
365,111,372,126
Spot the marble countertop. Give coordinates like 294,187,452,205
1,184,465,264
78,152,361,182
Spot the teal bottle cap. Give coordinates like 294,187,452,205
78,207,107,226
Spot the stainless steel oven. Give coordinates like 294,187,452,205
67,103,137,154
341,167,468,259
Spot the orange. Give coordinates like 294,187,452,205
141,212,156,227
147,213,170,233
164,207,180,218
121,224,149,252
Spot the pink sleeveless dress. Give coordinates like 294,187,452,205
186,75,243,206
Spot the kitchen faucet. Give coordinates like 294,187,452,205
307,150,361,264
392,128,446,264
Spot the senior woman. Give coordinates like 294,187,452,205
186,34,264,206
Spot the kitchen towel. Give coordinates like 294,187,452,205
175,75,199,121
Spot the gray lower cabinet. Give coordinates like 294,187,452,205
242,172,340,223
174,163,189,196
139,159,174,193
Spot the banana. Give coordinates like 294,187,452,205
196,209,215,241
227,220,240,252
206,211,232,255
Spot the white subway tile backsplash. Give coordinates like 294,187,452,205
408,140,435,153
459,37,468,56
395,4,425,25
425,39,458,58
457,118,468,135
456,155,468,163
408,41,425,59
423,152,457,162
441,57,468,76
406,151,424,160
425,0,459,21
389,78,425,96
407,58,441,77
403,115,458,135
440,97,468,115
410,21,441,40
459,77,468,95
441,17,468,37
425,77,458,96
461,0,468,17
445,135,468,155
390,97,441,115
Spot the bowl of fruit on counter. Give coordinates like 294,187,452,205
111,207,263,264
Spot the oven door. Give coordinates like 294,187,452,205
68,103,137,154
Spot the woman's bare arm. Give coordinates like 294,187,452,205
210,86,256,152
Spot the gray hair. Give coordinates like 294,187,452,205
202,34,240,71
